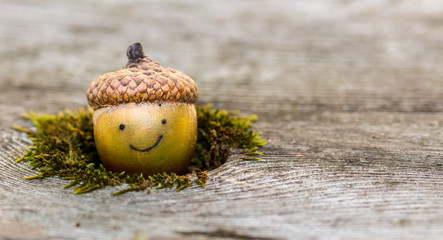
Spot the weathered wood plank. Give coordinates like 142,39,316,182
1,0,442,239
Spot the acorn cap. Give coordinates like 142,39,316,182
86,42,198,110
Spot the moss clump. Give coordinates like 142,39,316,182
14,105,265,195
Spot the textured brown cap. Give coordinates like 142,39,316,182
86,42,198,110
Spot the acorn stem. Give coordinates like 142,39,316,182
126,42,145,64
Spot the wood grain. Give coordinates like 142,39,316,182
1,1,442,239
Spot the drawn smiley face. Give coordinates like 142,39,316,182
93,103,197,176
119,118,165,153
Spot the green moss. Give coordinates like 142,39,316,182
14,105,265,195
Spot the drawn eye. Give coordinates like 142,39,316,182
161,119,167,125
119,124,126,130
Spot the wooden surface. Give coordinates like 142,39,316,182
1,1,442,239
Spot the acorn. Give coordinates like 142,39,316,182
86,42,198,176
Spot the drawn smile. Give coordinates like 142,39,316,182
129,135,163,153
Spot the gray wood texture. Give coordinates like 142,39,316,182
1,1,442,239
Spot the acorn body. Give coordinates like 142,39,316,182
93,103,196,175
86,42,198,175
